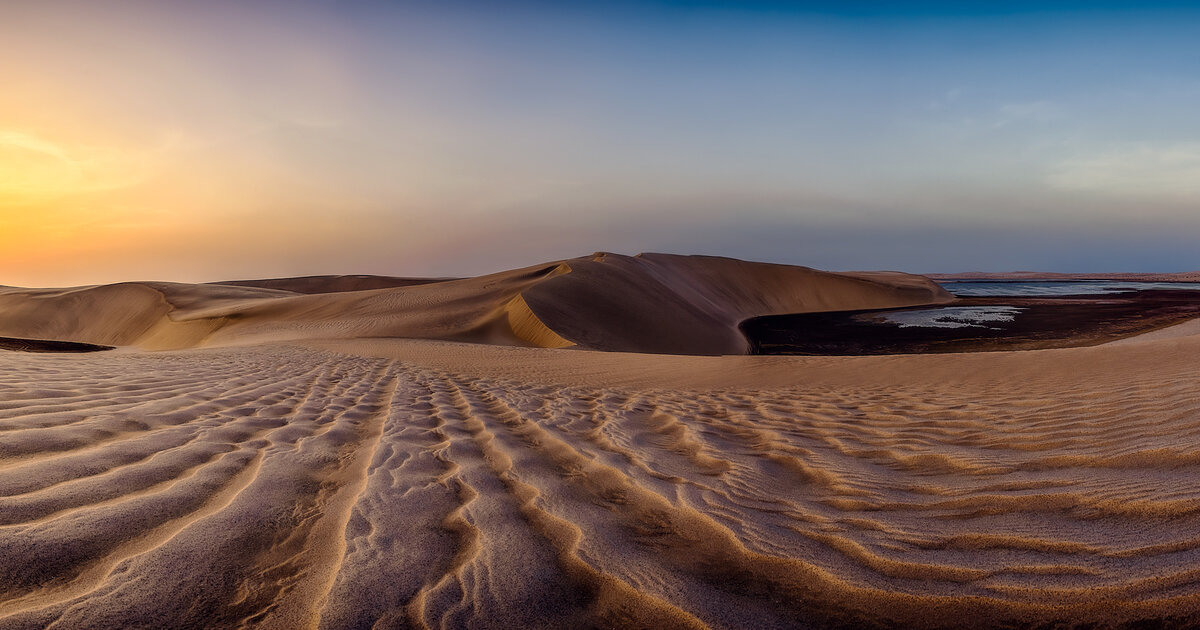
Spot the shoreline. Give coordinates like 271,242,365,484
743,289,1200,356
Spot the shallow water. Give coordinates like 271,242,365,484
940,280,1200,297
858,306,1025,329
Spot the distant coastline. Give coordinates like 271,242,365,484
925,271,1200,282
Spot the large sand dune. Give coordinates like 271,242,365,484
0,253,950,355
522,253,952,354
2,254,1198,628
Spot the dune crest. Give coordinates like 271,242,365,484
523,253,952,354
0,254,949,355
212,274,459,294
0,283,171,347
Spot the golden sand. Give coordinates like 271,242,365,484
0,255,1197,628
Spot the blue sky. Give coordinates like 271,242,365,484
2,0,1199,285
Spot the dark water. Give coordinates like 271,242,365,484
861,305,1024,329
0,337,114,353
743,284,1200,355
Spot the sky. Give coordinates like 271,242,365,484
2,0,1199,286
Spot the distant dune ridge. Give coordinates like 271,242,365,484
0,253,951,355
927,271,1200,282
212,274,459,294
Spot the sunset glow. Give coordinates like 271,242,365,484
3,1,1199,286
4,5,1200,628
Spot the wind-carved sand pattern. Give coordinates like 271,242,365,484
3,346,1200,629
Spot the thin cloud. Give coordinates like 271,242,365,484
994,101,1064,127
0,130,149,206
1047,142,1200,198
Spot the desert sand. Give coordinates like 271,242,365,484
0,253,952,355
1,253,1198,629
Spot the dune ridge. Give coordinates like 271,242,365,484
212,274,459,295
522,253,952,354
0,253,950,355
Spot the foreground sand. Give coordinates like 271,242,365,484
2,325,1199,629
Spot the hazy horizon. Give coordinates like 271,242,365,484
4,0,1200,287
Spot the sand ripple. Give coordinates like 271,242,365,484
2,346,1199,628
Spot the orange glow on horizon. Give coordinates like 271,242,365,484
3,0,1198,287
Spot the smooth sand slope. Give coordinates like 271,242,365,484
0,253,951,355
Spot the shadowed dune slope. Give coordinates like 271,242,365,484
524,253,952,354
0,283,298,349
0,253,949,354
0,284,174,347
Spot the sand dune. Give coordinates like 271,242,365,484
1,330,1199,628
3,254,1198,628
522,253,951,354
0,253,950,355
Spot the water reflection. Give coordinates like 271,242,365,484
857,306,1025,329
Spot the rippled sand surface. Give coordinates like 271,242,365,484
2,340,1200,629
